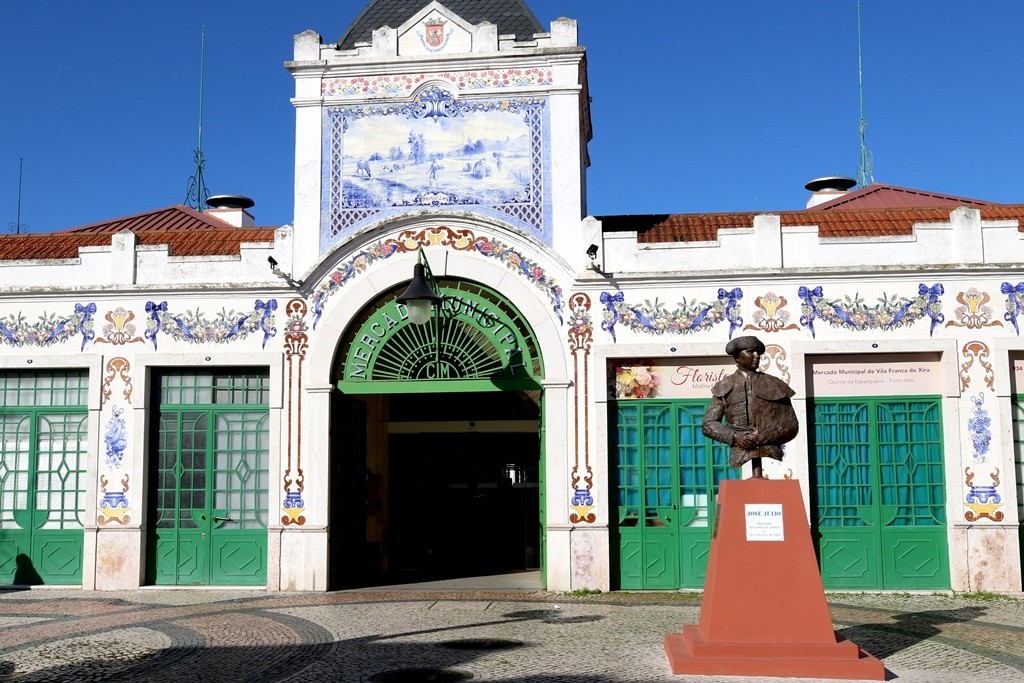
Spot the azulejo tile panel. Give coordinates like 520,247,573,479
322,86,548,250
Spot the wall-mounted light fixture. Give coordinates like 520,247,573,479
586,243,602,272
397,252,441,325
268,255,304,288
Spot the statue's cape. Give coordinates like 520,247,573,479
710,371,795,401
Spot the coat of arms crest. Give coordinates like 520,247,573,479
423,18,447,48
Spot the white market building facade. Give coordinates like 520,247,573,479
1,0,1023,593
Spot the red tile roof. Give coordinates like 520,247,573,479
812,183,993,211
0,206,277,261
601,189,1024,243
625,206,1024,243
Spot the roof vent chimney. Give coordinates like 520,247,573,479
804,176,856,209
205,194,255,227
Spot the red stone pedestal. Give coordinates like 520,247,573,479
664,479,885,680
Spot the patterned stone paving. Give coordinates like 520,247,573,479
0,589,1021,682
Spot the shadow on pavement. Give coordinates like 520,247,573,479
836,605,988,661
0,607,613,683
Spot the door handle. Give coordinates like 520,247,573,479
213,516,232,522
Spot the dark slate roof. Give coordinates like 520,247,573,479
338,0,544,49
0,206,277,261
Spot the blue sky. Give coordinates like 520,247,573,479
2,1,1022,233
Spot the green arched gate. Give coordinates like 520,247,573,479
333,278,546,585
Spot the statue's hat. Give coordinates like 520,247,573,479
725,335,765,357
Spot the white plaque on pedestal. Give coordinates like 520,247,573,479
745,503,784,541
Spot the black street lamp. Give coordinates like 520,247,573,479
397,261,442,325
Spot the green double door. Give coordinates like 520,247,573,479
811,396,949,590
0,371,87,585
147,371,269,586
612,400,736,589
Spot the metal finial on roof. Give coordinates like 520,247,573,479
7,158,29,234
184,26,210,210
856,0,874,188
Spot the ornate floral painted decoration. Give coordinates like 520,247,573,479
104,406,127,468
599,288,742,342
143,300,278,349
797,286,823,338
945,288,1002,330
323,68,554,97
964,467,1004,522
256,299,278,349
101,357,133,405
959,341,994,393
0,302,97,349
312,227,563,328
97,474,130,525
1002,282,1024,334
567,293,595,524
95,307,145,345
761,345,792,385
966,394,991,464
745,291,799,334
282,299,310,526
798,284,944,336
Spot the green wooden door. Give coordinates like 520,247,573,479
148,371,269,586
612,400,734,589
812,397,949,590
674,402,735,588
0,371,88,585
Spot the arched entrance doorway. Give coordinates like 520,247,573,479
329,277,545,588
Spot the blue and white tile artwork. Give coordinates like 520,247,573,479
323,85,547,250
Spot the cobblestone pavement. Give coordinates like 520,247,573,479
0,588,1022,682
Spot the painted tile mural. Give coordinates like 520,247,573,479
324,85,547,248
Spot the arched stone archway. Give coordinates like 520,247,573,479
278,227,575,590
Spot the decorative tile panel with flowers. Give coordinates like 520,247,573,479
798,284,945,337
312,226,563,328
322,68,553,97
599,288,743,342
